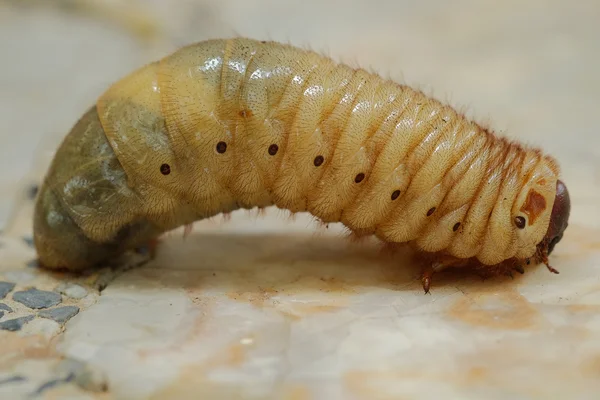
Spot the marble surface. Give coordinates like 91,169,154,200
1,1,599,399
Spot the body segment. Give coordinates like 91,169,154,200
33,38,570,290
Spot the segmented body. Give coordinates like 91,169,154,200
33,37,562,277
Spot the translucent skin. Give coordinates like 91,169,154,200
33,38,564,271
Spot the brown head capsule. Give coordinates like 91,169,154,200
539,180,570,256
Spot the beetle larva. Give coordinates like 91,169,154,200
32,37,570,293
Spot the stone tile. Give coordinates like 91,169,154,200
38,306,80,324
0,282,15,300
0,303,14,313
55,283,88,299
0,315,34,332
13,288,62,309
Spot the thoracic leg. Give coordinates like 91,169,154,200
419,255,469,294
421,264,434,294
541,251,560,274
420,261,451,294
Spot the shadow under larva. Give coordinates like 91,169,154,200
32,37,571,293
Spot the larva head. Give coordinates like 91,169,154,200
540,179,570,255
507,154,569,262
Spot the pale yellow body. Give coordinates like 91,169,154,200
35,38,561,269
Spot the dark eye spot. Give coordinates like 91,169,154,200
354,173,365,183
314,155,324,167
515,216,526,229
427,207,436,216
268,144,278,155
216,141,227,153
453,222,461,231
160,163,171,175
391,190,401,200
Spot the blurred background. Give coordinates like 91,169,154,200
0,0,598,229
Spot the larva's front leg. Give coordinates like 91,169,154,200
418,255,469,294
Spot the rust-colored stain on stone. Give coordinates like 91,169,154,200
467,366,488,381
279,303,344,321
447,289,541,330
226,287,279,307
149,365,244,399
343,370,411,400
226,284,346,320
148,341,255,399
0,332,57,369
581,355,600,377
282,385,312,400
317,276,357,293
210,342,247,367
344,367,490,398
566,304,600,313
0,333,57,369
520,189,547,225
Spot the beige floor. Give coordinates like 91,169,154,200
0,1,599,399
